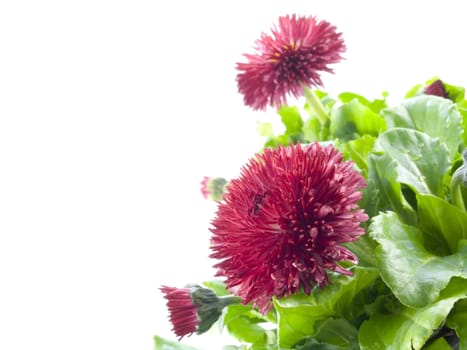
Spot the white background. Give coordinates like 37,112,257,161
1,1,466,349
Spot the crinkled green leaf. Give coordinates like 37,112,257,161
338,92,388,113
358,277,467,350
154,335,200,350
330,99,386,142
374,128,450,196
369,212,467,308
361,151,416,224
447,298,467,350
418,193,467,255
382,95,463,158
274,268,379,348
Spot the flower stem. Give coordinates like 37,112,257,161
303,87,329,125
219,295,243,307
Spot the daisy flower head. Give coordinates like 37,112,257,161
209,143,367,314
236,14,346,110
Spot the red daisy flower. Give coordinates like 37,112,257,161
209,143,368,314
236,14,346,110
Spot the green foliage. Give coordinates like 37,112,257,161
274,268,378,348
362,151,417,224
330,99,386,142
369,212,467,308
358,278,467,350
157,79,467,349
418,194,467,254
382,95,463,158
447,298,467,349
222,305,268,344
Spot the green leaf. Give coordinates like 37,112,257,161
256,121,275,138
361,151,417,224
338,92,388,113
341,135,375,173
202,280,229,296
447,298,467,350
154,335,201,350
274,268,379,348
277,105,304,136
342,235,377,268
405,83,423,98
330,99,386,142
373,128,451,197
381,95,463,158
458,100,467,146
303,117,320,142
444,80,466,103
313,318,359,349
222,305,267,344
369,212,467,308
418,194,467,255
423,337,453,350
358,277,467,350
295,338,348,350
263,134,291,148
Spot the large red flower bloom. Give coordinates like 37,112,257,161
236,14,346,110
209,143,368,314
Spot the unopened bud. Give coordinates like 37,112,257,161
200,177,228,201
424,79,448,99
160,284,241,339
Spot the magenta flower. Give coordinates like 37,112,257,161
424,79,448,98
209,143,368,314
160,286,198,339
160,285,241,339
236,14,346,110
